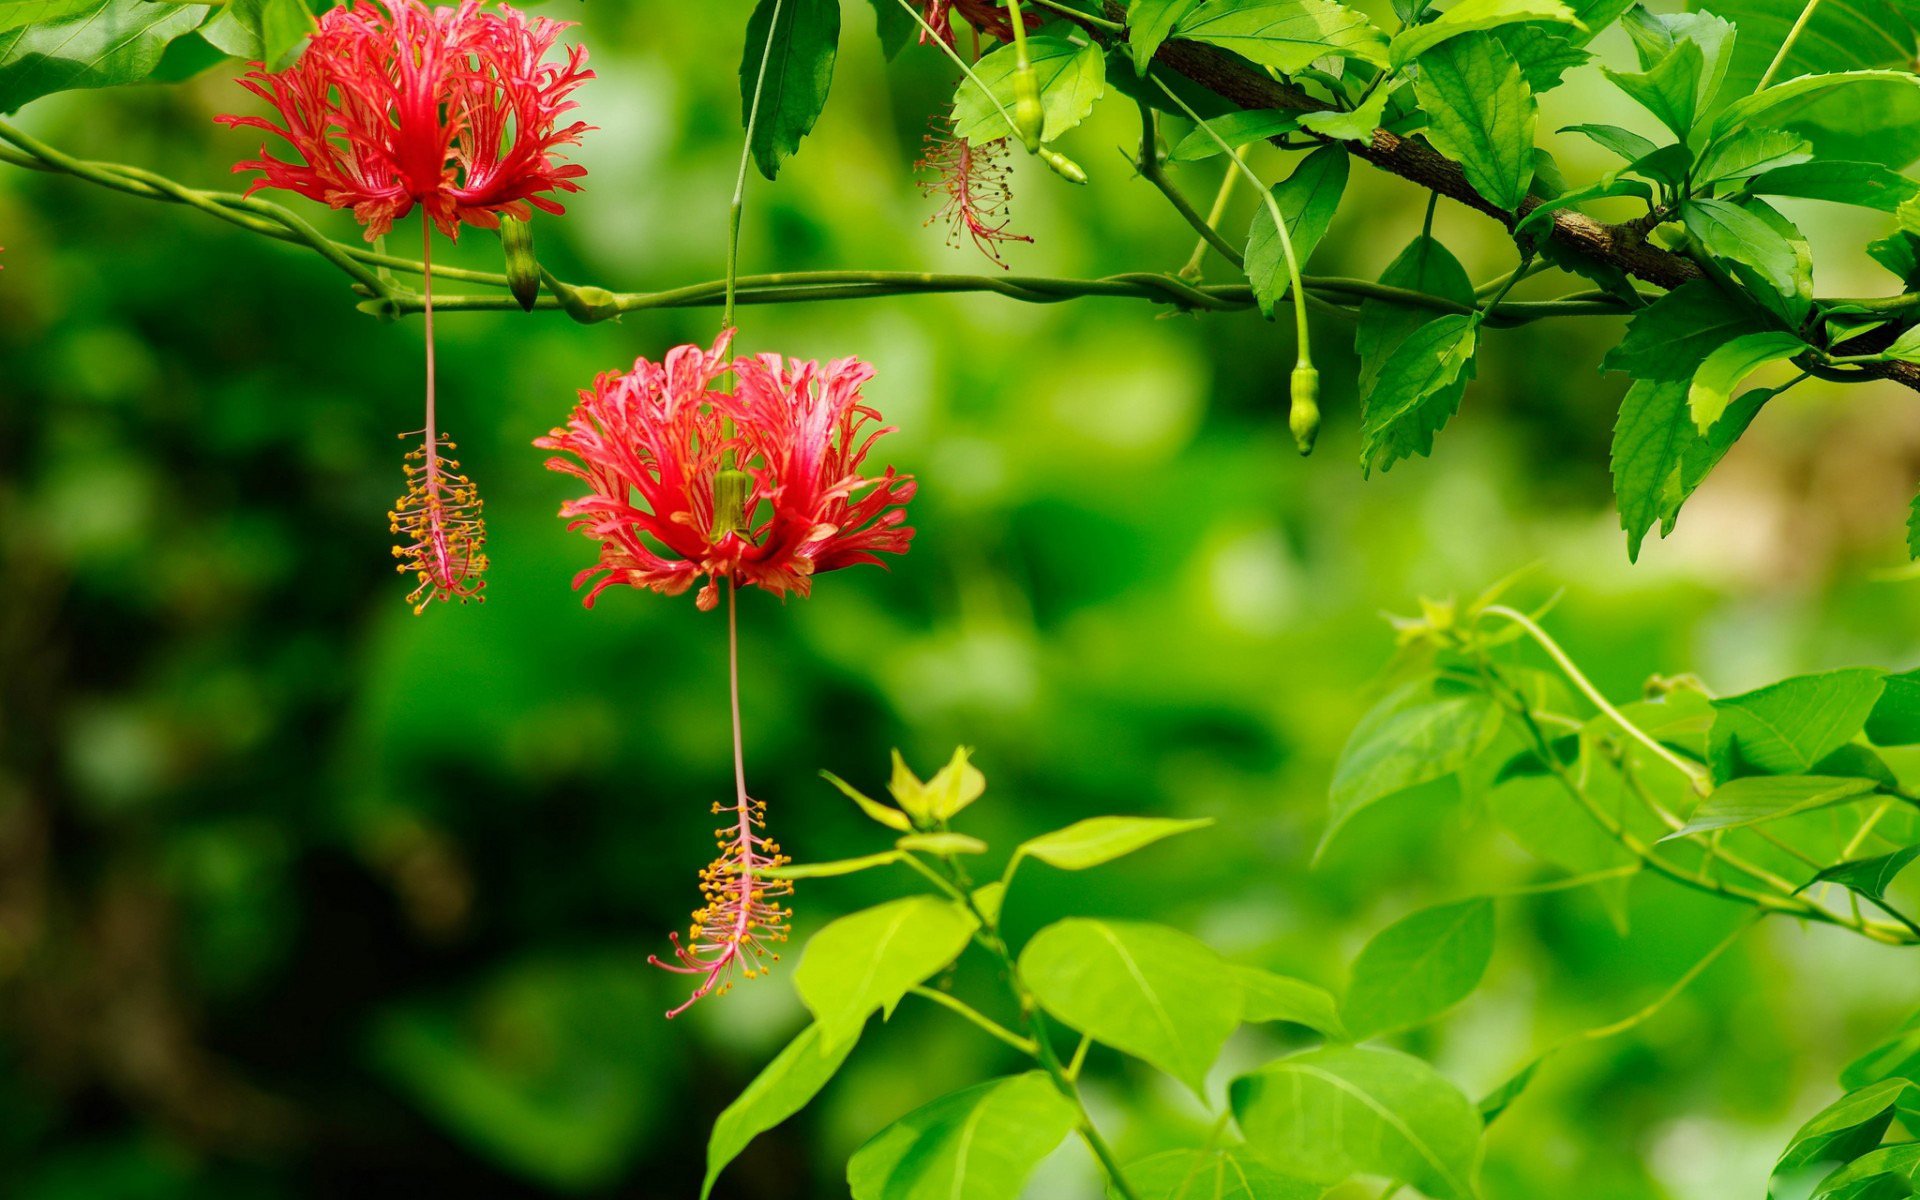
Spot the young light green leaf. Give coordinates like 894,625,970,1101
1014,815,1214,872
1691,127,1812,190
1413,32,1536,213
1019,918,1244,1094
740,0,839,181
970,881,1005,925
1357,234,1475,398
794,896,980,1052
1342,898,1496,1039
1245,144,1349,317
1295,84,1389,142
1746,161,1920,212
767,851,905,879
0,0,207,112
1601,279,1766,381
1612,374,1772,560
1664,774,1878,839
1174,0,1390,74
1323,681,1502,853
1708,668,1886,778
896,832,988,856
1388,0,1581,69
1808,846,1920,908
823,770,912,831
887,747,986,823
1230,1045,1484,1200
1686,331,1804,431
703,1023,860,1199
847,1072,1078,1200
1128,0,1207,72
953,36,1106,144
1602,37,1704,138
1114,1148,1323,1200
1169,109,1299,161
1235,965,1347,1038
1359,314,1479,475
1476,1059,1541,1124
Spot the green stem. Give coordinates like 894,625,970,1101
1572,913,1761,1041
909,985,1040,1054
1755,0,1823,93
729,0,784,333
1181,167,1241,278
1134,97,1245,270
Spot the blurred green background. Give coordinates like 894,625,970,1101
3,3,1920,1196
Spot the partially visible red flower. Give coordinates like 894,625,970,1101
535,331,916,611
920,0,1040,45
216,0,592,240
917,123,1033,268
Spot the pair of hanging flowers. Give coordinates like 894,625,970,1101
220,0,916,1016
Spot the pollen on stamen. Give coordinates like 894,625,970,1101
388,431,489,615
648,795,793,1018
916,121,1034,270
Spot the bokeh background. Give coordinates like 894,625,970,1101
3,2,1920,1196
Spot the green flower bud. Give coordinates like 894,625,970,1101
1012,60,1044,153
711,468,753,540
498,214,540,312
1289,364,1321,456
1039,147,1087,185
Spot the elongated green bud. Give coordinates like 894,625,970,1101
711,468,753,540
499,215,540,312
1012,60,1044,153
1039,147,1087,185
1289,364,1320,456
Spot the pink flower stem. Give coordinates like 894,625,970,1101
421,210,439,500
726,577,754,945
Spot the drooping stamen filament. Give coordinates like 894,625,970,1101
916,123,1032,269
389,432,489,613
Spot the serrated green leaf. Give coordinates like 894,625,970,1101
848,1072,1078,1200
1342,898,1496,1039
1682,196,1807,318
1611,374,1771,560
1020,918,1243,1094
0,0,206,112
1665,774,1878,839
1389,0,1581,69
1711,70,1920,144
793,896,979,1052
1113,1148,1323,1200
1174,0,1390,74
1494,22,1589,90
1128,0,1207,71
1359,313,1479,474
1602,36,1704,138
1230,1046,1484,1200
1235,965,1346,1038
1868,669,1920,744
952,36,1105,144
1169,109,1299,161
1746,160,1920,212
1357,234,1475,398
1601,278,1766,380
1245,143,1348,317
1708,668,1887,779
1686,331,1804,431
1691,127,1812,189
1015,815,1214,871
1323,680,1502,853
703,1023,859,1199
740,0,839,181
1413,31,1536,213
1295,84,1389,142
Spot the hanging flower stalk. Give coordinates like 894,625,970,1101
917,120,1032,268
536,331,915,1015
217,0,593,611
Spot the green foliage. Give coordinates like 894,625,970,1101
846,1072,1079,1200
0,0,205,112
1388,0,1582,71
792,895,979,1051
1244,144,1347,317
1020,918,1242,1093
1687,331,1804,431
1323,678,1501,852
1708,668,1886,778
1113,1148,1322,1199
1235,966,1346,1038
1173,0,1390,74
1666,775,1878,838
1342,897,1496,1039
952,36,1105,144
200,0,312,70
1412,32,1536,213
703,1023,859,1199
740,0,840,180
1012,814,1214,871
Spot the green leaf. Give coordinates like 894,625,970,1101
1601,279,1766,381
1342,898,1495,1039
1711,70,1920,145
1563,122,1659,164
1245,144,1348,317
1611,374,1772,560
1681,196,1808,319
1357,234,1475,398
703,1023,859,1199
1019,918,1243,1094
888,747,986,824
823,771,912,831
895,832,987,856
768,851,905,879
0,0,102,35
1230,1046,1484,1199
1691,127,1812,190
1358,314,1479,475
952,36,1105,144
793,896,980,1052
1323,680,1502,852
1708,668,1887,779
847,1072,1078,1200
1295,84,1389,143
740,0,839,181
1686,331,1804,432
1414,32,1536,213
1843,1011,1920,1090
1174,0,1390,74
1746,161,1920,213
1128,0,1207,72
864,0,914,58
1014,815,1214,872
1665,774,1879,839
1494,22,1588,91
1602,36,1704,138
1809,846,1920,908
200,0,311,69
1388,0,1581,69
1710,0,1917,95
1235,965,1347,1038
1113,1148,1323,1200
0,0,206,112
1867,669,1920,745
1169,109,1299,161
1812,1144,1920,1199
